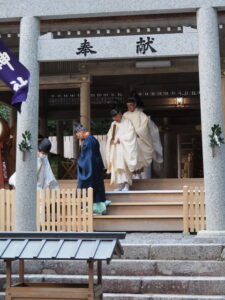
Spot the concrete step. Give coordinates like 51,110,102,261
94,215,183,231
107,202,183,216
5,259,225,277
105,191,183,203
1,274,225,295
104,294,225,300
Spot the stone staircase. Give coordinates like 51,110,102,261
0,233,225,299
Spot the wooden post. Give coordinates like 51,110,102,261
73,122,80,159
0,142,4,188
19,260,25,284
56,121,64,157
88,260,94,291
39,118,48,137
97,261,102,285
183,185,189,233
200,186,205,230
5,260,12,288
80,81,91,131
9,108,17,129
177,134,181,178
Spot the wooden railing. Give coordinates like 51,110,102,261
0,186,206,233
0,188,93,232
183,186,206,233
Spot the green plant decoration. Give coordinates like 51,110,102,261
18,130,33,153
209,124,224,157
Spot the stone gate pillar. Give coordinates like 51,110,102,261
222,76,225,129
15,16,40,231
197,6,225,233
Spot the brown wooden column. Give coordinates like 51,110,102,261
9,108,17,129
73,120,80,159
56,120,64,157
80,79,91,131
39,118,48,137
8,108,17,176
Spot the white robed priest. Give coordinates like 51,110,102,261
123,97,154,178
106,107,139,191
9,138,59,190
129,92,163,177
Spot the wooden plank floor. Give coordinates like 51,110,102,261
58,178,204,191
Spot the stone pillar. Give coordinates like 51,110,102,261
56,120,64,157
15,17,40,231
197,6,225,233
80,82,90,131
39,118,48,137
222,76,225,129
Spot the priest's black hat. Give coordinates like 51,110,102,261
73,122,87,132
126,97,137,104
38,138,52,153
130,91,144,109
110,107,122,117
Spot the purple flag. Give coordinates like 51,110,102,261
0,39,30,112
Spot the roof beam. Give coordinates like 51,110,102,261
0,0,225,21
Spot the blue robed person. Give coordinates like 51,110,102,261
74,123,111,215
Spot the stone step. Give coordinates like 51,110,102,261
104,294,225,300
4,259,225,277
117,243,223,260
105,191,183,203
94,215,183,231
1,275,225,295
148,244,224,260
1,292,224,300
107,202,183,216
0,244,222,267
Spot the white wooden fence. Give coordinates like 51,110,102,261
0,188,93,232
183,186,206,233
0,189,15,231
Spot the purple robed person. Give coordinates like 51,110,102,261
0,39,30,112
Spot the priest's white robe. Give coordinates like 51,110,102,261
123,109,154,168
106,117,138,185
9,154,59,190
36,154,59,189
